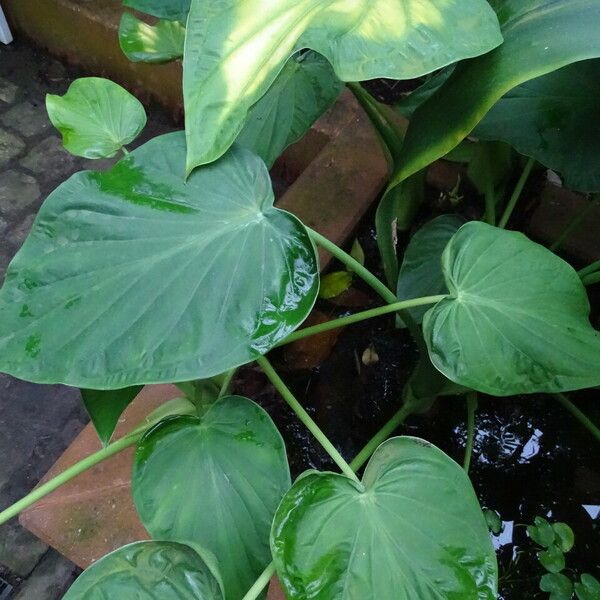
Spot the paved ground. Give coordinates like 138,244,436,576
0,38,174,598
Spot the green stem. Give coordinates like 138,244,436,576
578,259,600,279
484,179,496,226
554,393,600,444
278,295,446,346
350,404,413,471
218,368,237,398
121,147,130,156
0,398,195,526
551,194,599,252
498,157,535,229
256,355,359,482
582,271,600,286
463,392,478,473
241,562,276,600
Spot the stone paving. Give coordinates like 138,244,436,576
0,38,175,598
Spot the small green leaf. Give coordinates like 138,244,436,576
119,13,185,63
271,436,498,599
46,77,146,158
350,239,365,267
133,396,291,600
528,517,557,548
484,509,503,535
63,540,224,599
0,132,319,388
81,386,143,446
396,214,465,325
552,523,575,553
376,170,426,287
183,0,502,172
538,544,566,574
237,51,343,168
575,574,600,600
476,59,600,192
319,271,353,300
123,0,190,21
423,222,600,396
540,573,574,600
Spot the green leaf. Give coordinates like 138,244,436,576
63,540,224,599
183,0,502,172
422,222,600,396
133,395,290,600
391,0,600,191
319,271,353,300
466,142,513,197
81,385,143,446
397,214,465,325
528,517,557,548
237,51,343,168
395,67,454,120
484,509,503,535
475,60,600,192
119,12,185,63
123,0,190,21
271,436,497,599
376,170,426,287
552,523,575,553
46,77,147,159
540,573,574,600
538,544,566,574
575,574,600,600
350,239,365,267
0,132,319,388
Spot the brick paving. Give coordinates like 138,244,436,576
0,38,174,597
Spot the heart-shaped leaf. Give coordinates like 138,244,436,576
397,214,465,325
575,574,600,600
271,436,497,599
422,222,600,396
119,12,185,63
237,51,343,168
0,132,319,388
183,0,502,172
123,0,190,22
133,395,291,600
63,540,224,599
81,385,143,446
538,545,566,574
528,517,556,548
46,77,147,159
552,523,575,553
540,573,574,600
391,0,600,191
475,60,600,192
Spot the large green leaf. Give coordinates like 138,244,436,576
133,395,290,600
0,132,319,388
119,12,185,63
46,77,147,159
81,385,143,446
63,540,224,599
392,0,600,189
475,60,600,192
183,0,502,172
237,51,343,168
123,0,190,21
396,214,464,325
271,436,497,599
422,222,600,396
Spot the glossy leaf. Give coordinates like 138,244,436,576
392,0,600,190
484,509,503,535
271,436,497,599
81,385,143,446
552,523,575,553
0,132,319,388
475,60,600,192
376,170,426,287
538,545,566,574
183,0,502,172
423,222,600,396
119,12,185,63
237,51,343,168
63,540,224,599
575,574,600,600
123,0,190,21
396,214,464,325
528,517,556,548
46,77,147,159
540,573,574,600
133,395,291,600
